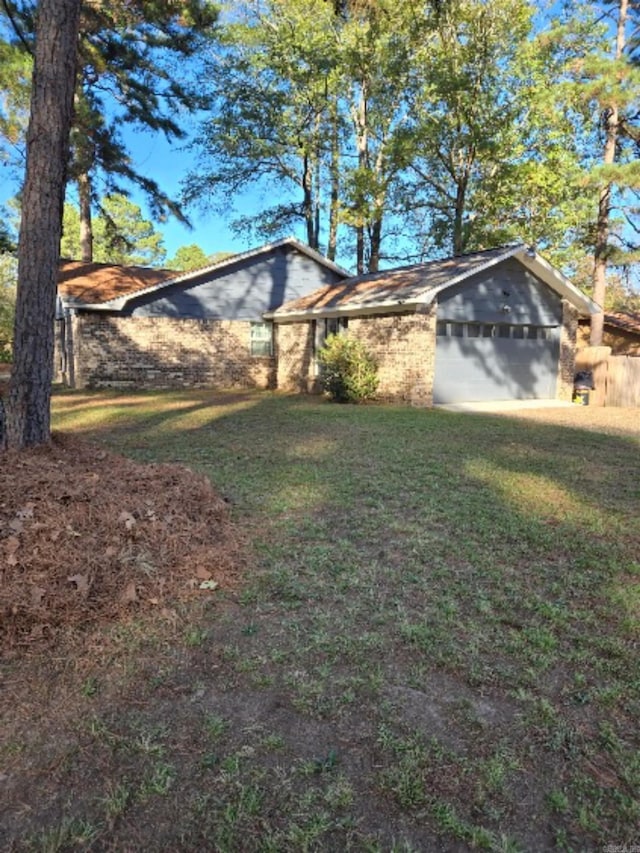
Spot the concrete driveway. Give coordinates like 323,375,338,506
435,399,575,413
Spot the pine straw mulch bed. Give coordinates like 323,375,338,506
0,432,244,651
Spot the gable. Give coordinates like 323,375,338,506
437,258,563,325
122,244,346,320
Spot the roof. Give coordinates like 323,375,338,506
602,311,640,335
57,237,351,311
268,244,600,320
58,261,176,305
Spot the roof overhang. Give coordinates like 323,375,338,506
266,300,419,322
515,249,600,316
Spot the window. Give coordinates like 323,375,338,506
250,321,273,357
313,316,348,375
325,317,348,338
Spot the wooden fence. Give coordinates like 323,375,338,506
576,346,640,407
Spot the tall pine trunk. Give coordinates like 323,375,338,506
590,0,628,345
5,0,81,449
78,172,94,262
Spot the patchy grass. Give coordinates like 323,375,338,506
2,388,639,851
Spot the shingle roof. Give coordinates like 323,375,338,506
269,244,600,320
272,246,518,317
57,238,351,310
58,260,177,305
604,311,640,335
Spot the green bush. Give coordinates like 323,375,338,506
318,333,379,403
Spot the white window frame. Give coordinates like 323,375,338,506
250,321,273,357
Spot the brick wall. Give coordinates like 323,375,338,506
276,321,317,393
557,300,578,401
349,309,436,406
577,320,640,355
68,315,276,390
276,307,436,406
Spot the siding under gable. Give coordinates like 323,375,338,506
437,258,562,326
123,245,345,320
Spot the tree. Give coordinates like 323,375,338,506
4,0,81,449
61,195,167,266
0,26,31,175
189,0,610,273
0,252,17,362
584,0,640,344
167,243,211,270
187,0,431,272
1,1,218,261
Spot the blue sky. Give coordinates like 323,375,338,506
76,126,260,263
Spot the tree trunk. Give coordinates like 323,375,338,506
327,104,340,262
78,171,94,262
590,0,628,346
5,0,81,449
368,218,382,272
354,82,368,275
302,153,318,249
452,174,468,256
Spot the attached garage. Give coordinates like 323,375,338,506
269,244,599,407
433,257,564,404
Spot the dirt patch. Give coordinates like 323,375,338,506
0,433,244,651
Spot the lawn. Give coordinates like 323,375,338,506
2,389,639,851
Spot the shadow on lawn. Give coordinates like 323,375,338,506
35,389,640,852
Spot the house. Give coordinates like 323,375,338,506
56,238,350,390
577,311,640,355
268,244,599,406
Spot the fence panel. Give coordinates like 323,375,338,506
607,356,640,408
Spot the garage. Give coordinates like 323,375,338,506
433,321,561,403
433,257,565,404
270,243,599,406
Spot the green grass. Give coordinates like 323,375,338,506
3,388,639,851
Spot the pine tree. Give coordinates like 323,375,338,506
4,0,81,449
586,0,640,343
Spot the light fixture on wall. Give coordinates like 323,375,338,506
501,304,511,314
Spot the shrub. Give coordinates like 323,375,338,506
318,333,379,403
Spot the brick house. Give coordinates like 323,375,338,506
57,241,598,406
56,238,349,390
268,244,599,406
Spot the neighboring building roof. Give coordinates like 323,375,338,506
601,311,640,335
268,244,600,321
58,261,176,305
57,238,351,311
